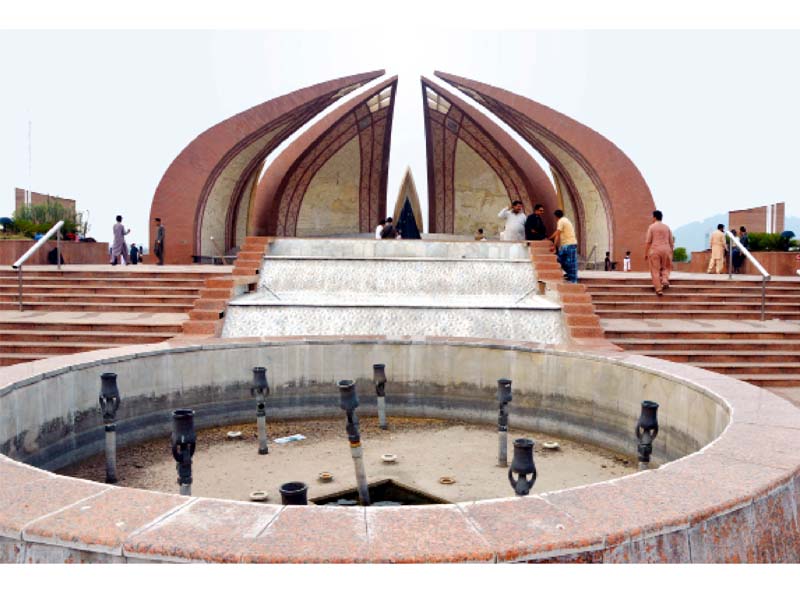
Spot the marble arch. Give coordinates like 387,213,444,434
434,71,655,269
148,71,384,263
251,77,398,238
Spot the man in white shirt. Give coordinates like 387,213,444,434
497,200,526,241
375,219,385,240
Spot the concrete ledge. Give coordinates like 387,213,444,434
1,338,799,563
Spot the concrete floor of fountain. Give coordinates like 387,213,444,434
58,416,637,505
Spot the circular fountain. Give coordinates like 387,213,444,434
1,336,798,563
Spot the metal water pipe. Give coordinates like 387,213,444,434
98,373,121,484
171,409,196,495
338,380,370,505
508,438,537,496
252,367,270,455
373,363,388,430
497,378,512,467
636,401,660,470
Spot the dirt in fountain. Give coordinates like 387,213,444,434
58,417,637,504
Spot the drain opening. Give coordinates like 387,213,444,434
310,478,450,506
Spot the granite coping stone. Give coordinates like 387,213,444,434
23,487,191,555
125,498,281,563
2,338,800,562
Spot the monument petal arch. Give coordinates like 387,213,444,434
148,70,384,263
251,77,398,238
435,71,655,268
421,77,558,238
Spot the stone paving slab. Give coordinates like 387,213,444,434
0,265,233,274
0,310,187,326
602,318,800,333
581,270,800,283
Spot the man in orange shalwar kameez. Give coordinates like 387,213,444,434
644,210,674,296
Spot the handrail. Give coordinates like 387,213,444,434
725,230,771,320
11,220,64,311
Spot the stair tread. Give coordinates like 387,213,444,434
625,349,798,356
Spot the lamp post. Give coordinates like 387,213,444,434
497,378,512,467
508,438,537,496
338,379,370,505
171,409,196,496
98,373,121,484
252,367,270,455
373,363,388,430
636,401,659,470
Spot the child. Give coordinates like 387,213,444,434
475,228,487,241
623,250,632,272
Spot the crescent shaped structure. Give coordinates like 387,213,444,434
435,71,655,269
252,77,398,238
422,77,559,238
148,70,384,263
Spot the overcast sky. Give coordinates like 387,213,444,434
1,29,799,245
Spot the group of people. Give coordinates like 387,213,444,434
374,217,402,240
707,224,749,274
496,199,681,295
497,200,579,283
110,216,165,266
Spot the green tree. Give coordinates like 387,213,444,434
673,247,688,262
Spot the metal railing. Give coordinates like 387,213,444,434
725,230,771,320
11,220,64,311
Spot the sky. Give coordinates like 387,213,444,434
2,28,800,245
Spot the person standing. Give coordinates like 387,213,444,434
129,243,140,265
739,226,749,251
549,209,578,283
524,203,547,241
375,219,385,240
110,215,130,266
644,210,675,295
707,224,726,274
497,200,527,241
154,217,165,265
623,251,632,272
474,228,487,241
730,229,744,274
380,217,396,239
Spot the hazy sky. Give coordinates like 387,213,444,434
1,29,799,245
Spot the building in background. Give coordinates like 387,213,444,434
729,202,785,233
15,187,76,214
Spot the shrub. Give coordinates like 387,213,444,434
747,232,782,252
673,247,688,262
11,201,83,239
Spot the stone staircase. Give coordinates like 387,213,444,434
0,266,231,366
586,277,800,320
583,273,800,386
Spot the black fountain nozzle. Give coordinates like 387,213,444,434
171,409,196,490
279,481,309,505
508,438,537,496
252,366,269,416
98,372,121,426
636,401,660,466
373,364,387,396
338,380,360,443
251,367,270,397
338,379,359,412
497,378,512,427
